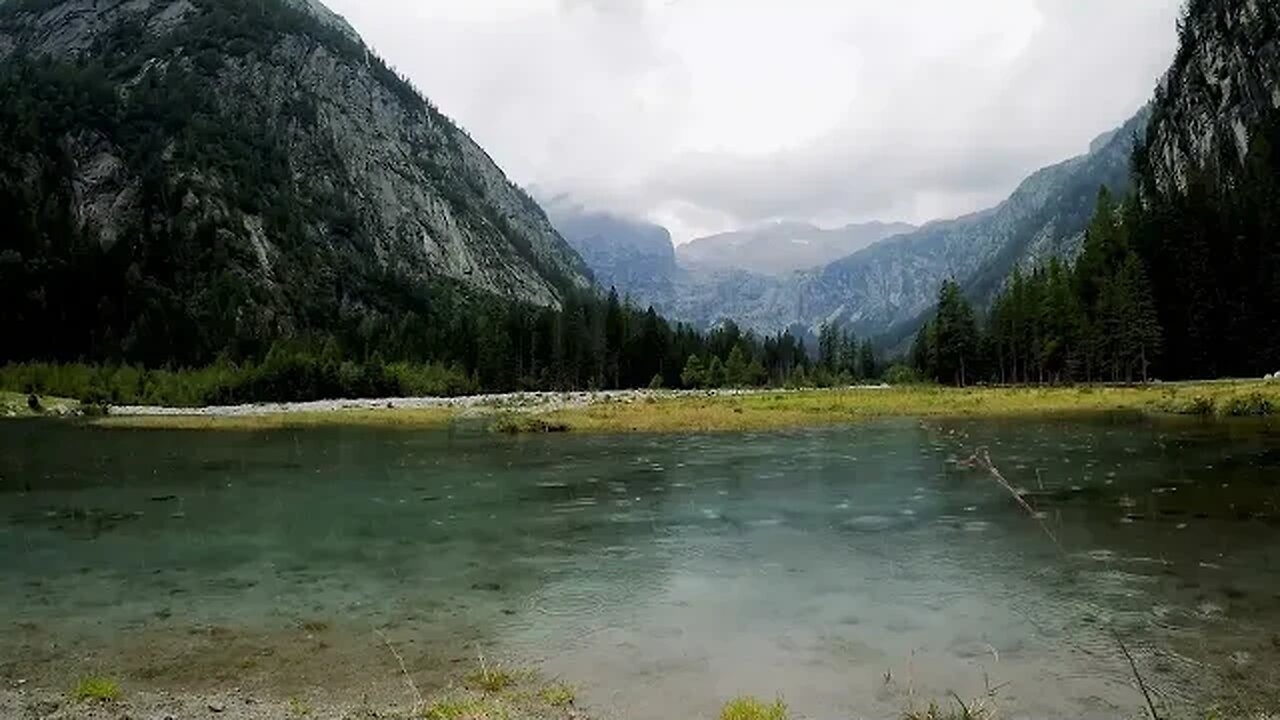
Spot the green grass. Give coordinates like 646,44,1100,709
0,390,78,418
466,664,518,693
422,696,508,720
536,683,575,708
91,406,458,431
720,696,788,720
489,414,569,434
534,381,1280,432
72,676,121,703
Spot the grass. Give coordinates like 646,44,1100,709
90,406,458,430
489,414,569,434
72,676,121,703
720,696,788,720
0,390,78,418
419,663,575,720
536,684,575,708
533,381,1280,433
19,380,1280,432
465,664,518,693
422,696,509,720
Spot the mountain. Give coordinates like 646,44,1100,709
0,0,590,365
1143,0,1280,195
677,220,915,276
543,200,677,309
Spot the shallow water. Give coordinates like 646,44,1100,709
2,416,1279,718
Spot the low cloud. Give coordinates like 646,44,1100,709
323,0,1180,242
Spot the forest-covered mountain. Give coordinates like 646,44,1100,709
558,109,1148,341
909,0,1280,384
0,0,591,367
677,221,916,276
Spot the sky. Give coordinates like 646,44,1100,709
322,0,1182,243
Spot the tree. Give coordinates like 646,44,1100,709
818,322,840,372
681,354,706,389
706,356,727,388
840,329,859,378
931,280,979,385
858,340,877,380
725,345,750,387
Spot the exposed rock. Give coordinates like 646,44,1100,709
0,0,591,361
1145,0,1280,193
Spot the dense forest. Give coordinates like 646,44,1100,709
911,108,1280,386
1,285,842,406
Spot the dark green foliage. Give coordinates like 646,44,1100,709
914,190,1165,386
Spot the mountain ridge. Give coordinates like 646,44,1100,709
0,0,591,364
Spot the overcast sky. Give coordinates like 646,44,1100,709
323,0,1182,243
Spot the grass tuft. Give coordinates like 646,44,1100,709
720,696,788,720
72,676,121,703
466,665,518,693
421,696,508,720
490,414,569,434
537,683,576,707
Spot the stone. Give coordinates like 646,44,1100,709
208,700,226,713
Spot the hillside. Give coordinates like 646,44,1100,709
0,0,591,366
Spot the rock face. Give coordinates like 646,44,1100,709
545,201,677,309
677,220,916,276
1144,0,1280,193
0,0,589,363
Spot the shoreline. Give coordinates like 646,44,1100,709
8,381,1277,431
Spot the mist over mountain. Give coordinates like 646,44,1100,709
677,221,916,276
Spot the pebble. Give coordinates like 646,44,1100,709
208,700,226,713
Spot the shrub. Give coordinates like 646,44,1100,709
72,677,121,702
1221,392,1273,417
720,696,787,720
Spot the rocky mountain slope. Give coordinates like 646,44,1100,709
544,200,677,309
1144,0,1280,194
0,0,590,365
559,108,1149,341
677,220,915,276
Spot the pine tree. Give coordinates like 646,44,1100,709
725,345,750,387
858,340,877,381
680,354,706,389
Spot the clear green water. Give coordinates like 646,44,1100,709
1,417,1278,718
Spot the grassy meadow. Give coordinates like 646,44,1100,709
535,380,1280,433
4,379,1262,431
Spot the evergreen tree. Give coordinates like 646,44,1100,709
681,354,706,389
858,340,877,381
931,280,979,385
725,345,751,387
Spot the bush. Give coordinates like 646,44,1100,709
1221,392,1273,416
883,364,921,385
720,696,787,720
72,677,121,703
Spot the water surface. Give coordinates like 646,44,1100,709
2,416,1278,718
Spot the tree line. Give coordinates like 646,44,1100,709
3,283,891,406
912,108,1279,387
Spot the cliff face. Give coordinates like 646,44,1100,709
545,205,677,310
1145,0,1280,193
0,0,589,363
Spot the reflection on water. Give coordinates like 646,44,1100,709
1,416,1278,718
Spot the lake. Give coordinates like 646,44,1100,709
2,416,1278,718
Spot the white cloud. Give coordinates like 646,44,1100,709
322,0,1181,242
